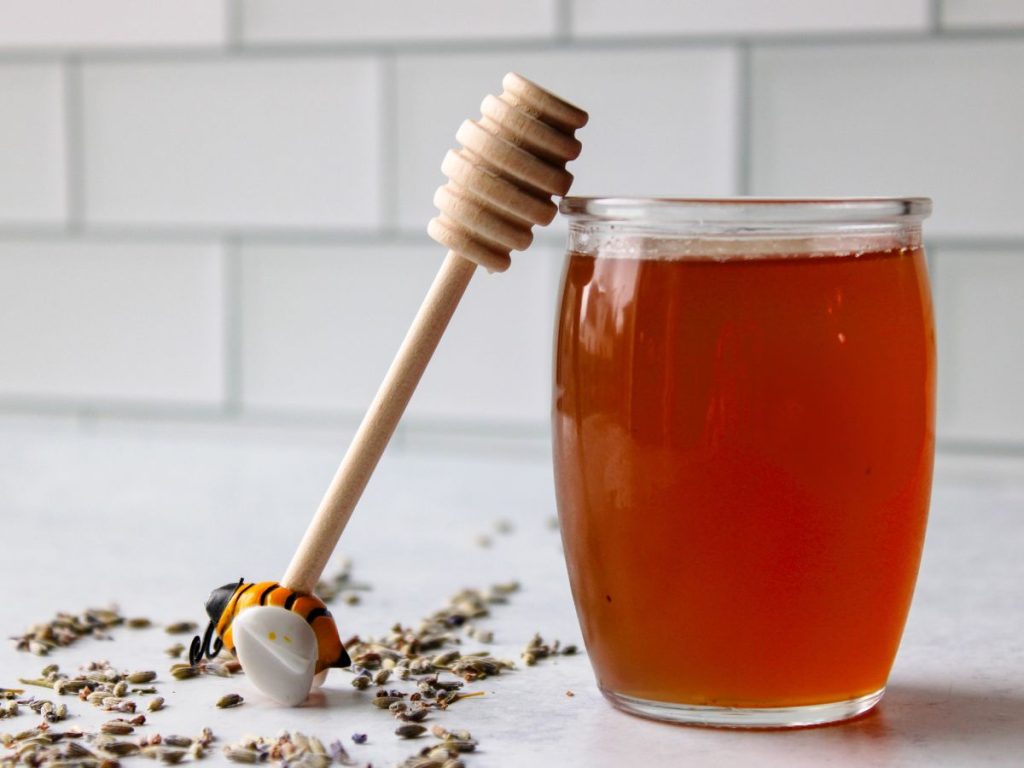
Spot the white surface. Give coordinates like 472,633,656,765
0,0,226,49
0,64,65,225
572,0,930,37
395,48,739,232
941,0,1024,29
81,58,382,229
935,249,1024,444
0,240,225,406
240,242,559,423
750,40,1024,238
241,0,558,44
0,418,1022,766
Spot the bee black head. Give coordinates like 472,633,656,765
205,578,244,625
189,577,242,667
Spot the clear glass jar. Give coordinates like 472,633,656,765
552,198,934,727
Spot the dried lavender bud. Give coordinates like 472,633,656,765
400,704,429,723
12,607,125,655
164,622,198,635
170,666,198,681
395,724,426,739
216,693,244,709
329,739,353,763
100,740,141,756
100,720,134,735
224,746,259,763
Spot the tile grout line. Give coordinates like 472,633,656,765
61,56,84,232
379,53,400,234
0,226,1023,251
735,42,753,196
225,0,244,50
555,0,572,42
1,27,1021,65
935,439,1024,458
1,394,1021,458
925,240,939,280
929,0,943,34
0,226,428,245
925,242,940,429
0,398,548,439
221,236,244,417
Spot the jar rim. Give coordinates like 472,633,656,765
559,196,932,225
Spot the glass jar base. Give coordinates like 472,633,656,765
601,686,884,728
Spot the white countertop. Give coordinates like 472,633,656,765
1,416,1022,767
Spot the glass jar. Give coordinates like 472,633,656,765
552,198,934,727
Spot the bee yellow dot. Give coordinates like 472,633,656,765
268,631,276,641
283,635,292,644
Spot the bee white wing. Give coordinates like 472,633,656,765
233,606,317,706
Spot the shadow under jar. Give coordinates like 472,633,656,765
552,198,935,728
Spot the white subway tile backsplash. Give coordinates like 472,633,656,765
419,245,559,425
0,65,65,224
935,249,1024,444
0,0,225,49
81,58,381,230
240,243,440,414
0,7,1021,452
0,240,224,405
395,49,739,233
572,0,931,38
750,40,1024,238
941,0,1024,29
240,242,559,424
241,0,558,44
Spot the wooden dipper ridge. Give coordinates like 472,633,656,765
281,73,588,594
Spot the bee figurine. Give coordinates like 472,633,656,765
190,579,351,673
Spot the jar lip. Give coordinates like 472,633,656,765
559,196,932,224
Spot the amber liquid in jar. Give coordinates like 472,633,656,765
553,244,935,708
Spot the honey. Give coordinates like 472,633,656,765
553,244,935,708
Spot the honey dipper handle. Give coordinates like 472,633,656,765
282,251,477,594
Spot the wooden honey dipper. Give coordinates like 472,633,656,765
281,73,589,595
192,73,587,706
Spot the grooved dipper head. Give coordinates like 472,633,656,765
428,73,589,273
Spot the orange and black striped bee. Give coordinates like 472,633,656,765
190,579,351,673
